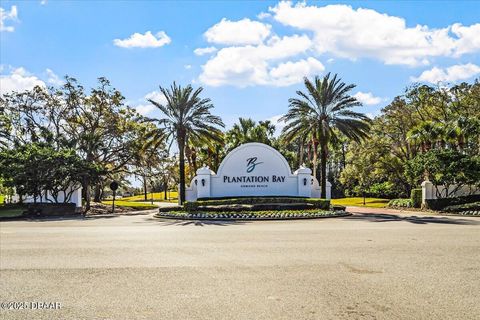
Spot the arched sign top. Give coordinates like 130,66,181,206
184,142,327,201
216,142,292,177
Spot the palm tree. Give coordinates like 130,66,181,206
281,73,371,198
147,82,224,204
226,117,276,151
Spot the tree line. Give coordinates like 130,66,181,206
1,73,479,209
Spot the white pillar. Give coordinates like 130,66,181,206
72,186,82,208
294,165,312,197
421,180,434,205
326,180,332,200
196,166,213,199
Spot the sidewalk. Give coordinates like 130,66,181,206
346,206,436,216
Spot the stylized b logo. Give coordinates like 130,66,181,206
246,157,263,173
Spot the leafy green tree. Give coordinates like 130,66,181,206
61,77,150,208
406,149,480,198
0,143,101,204
281,73,371,198
147,82,224,204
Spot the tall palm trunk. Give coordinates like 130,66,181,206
298,137,304,168
178,133,186,204
311,137,318,181
320,141,328,199
191,147,198,173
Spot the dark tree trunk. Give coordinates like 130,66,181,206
83,177,91,213
164,181,168,200
178,135,186,204
143,175,148,201
93,184,102,202
191,147,198,174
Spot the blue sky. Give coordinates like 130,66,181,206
1,0,480,130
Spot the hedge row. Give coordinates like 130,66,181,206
191,203,316,212
442,201,480,213
424,194,480,210
184,197,330,211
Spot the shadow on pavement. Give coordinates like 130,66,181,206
345,213,479,225
140,217,251,227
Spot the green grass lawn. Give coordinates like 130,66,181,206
0,195,4,203
331,197,389,208
101,200,158,210
120,192,178,202
0,205,24,218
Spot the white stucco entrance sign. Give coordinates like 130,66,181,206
185,143,330,201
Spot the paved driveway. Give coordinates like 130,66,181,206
1,210,479,319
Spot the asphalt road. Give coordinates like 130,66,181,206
1,210,479,320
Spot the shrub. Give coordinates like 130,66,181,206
158,206,183,213
185,197,330,212
388,199,412,208
331,205,346,211
410,188,422,208
424,194,480,210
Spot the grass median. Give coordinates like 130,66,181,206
101,200,158,210
331,197,389,208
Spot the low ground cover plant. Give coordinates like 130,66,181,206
156,209,347,220
388,199,412,208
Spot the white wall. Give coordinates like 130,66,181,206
14,186,83,208
421,180,480,205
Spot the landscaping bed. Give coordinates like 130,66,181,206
89,202,157,215
156,197,347,220
155,209,350,220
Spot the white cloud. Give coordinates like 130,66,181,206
46,68,63,86
353,92,383,105
131,90,168,116
327,58,334,64
199,34,314,87
193,46,217,56
40,0,47,5
412,63,480,83
113,31,171,48
204,18,271,45
257,12,271,20
266,114,285,136
269,57,324,86
0,6,18,32
0,67,45,95
184,64,192,70
134,104,155,116
450,23,480,56
145,90,167,105
269,1,480,66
